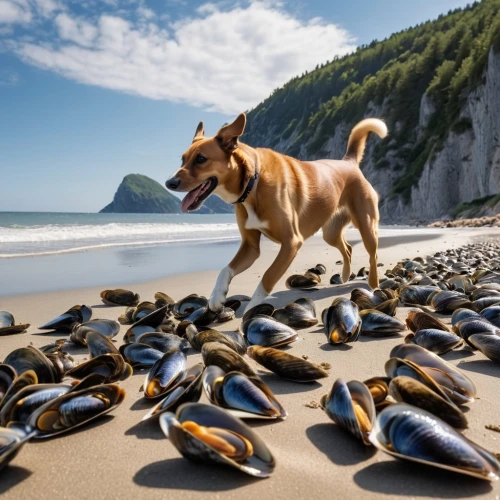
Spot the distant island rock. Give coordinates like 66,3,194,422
100,174,233,214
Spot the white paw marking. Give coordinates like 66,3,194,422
244,281,269,312
209,266,234,311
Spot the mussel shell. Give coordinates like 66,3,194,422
398,285,440,306
468,334,500,363
119,343,164,368
405,329,462,355
201,342,255,377
406,311,450,333
185,306,218,327
132,302,158,321
330,274,343,285
242,315,298,348
204,366,286,419
0,365,17,401
272,303,318,330
190,328,245,354
142,364,204,421
70,319,120,347
28,384,125,438
0,426,34,471
0,311,29,336
453,319,499,348
154,292,176,308
321,379,375,445
363,376,390,408
431,291,474,313
100,289,139,306
481,306,500,328
66,354,132,383
0,370,37,416
86,331,119,358
173,295,208,319
242,303,275,323
389,376,467,428
123,325,157,344
140,332,190,354
369,403,500,481
359,309,405,337
451,308,482,326
285,273,320,289
322,298,361,345
159,403,276,477
144,350,187,399
4,346,58,383
38,305,92,331
474,297,500,311
246,345,328,382
389,344,476,404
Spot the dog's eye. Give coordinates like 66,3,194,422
195,154,208,164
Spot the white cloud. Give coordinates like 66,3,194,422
0,68,19,84
0,0,32,24
5,1,356,114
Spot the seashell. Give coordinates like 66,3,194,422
86,331,119,358
405,329,462,355
468,334,500,363
119,343,164,368
247,346,329,382
330,274,343,285
322,298,361,345
139,332,190,354
363,376,390,411
359,309,405,337
154,292,176,308
481,305,500,328
201,342,255,377
0,311,29,336
143,350,187,399
0,426,35,471
272,302,318,330
66,353,132,383
321,379,375,445
159,403,275,477
173,295,207,319
4,346,59,383
242,303,275,323
285,272,320,289
370,404,500,481
69,319,120,347
100,289,139,307
431,291,474,313
452,318,499,348
38,305,92,332
398,285,440,306
242,315,298,348
203,366,286,419
406,310,450,333
451,308,482,326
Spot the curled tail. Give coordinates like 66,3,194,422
343,118,388,165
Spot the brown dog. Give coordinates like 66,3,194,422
166,114,387,312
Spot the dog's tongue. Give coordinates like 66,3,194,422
181,184,205,212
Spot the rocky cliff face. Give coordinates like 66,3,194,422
246,47,500,224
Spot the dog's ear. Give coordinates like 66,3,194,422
216,113,246,153
193,121,204,142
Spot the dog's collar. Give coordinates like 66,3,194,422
232,170,259,204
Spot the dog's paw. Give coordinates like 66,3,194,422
209,293,225,312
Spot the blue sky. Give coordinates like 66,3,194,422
0,0,472,212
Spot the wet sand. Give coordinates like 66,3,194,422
1,226,500,500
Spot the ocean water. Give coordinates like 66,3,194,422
0,212,239,258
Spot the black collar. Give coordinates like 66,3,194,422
232,170,259,204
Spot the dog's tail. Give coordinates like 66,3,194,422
343,118,388,165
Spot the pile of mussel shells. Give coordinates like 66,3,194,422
285,263,325,289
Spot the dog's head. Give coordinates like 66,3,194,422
166,113,247,212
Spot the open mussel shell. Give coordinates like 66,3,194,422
321,379,375,445
185,306,218,327
389,344,476,405
369,403,500,481
38,305,92,332
468,334,500,363
123,325,157,344
405,329,462,355
100,289,139,307
4,346,60,383
375,299,398,317
247,345,328,382
143,364,204,421
140,332,190,354
308,263,326,275
272,302,318,330
132,302,158,322
285,273,320,290
389,376,467,429
27,384,125,438
363,376,391,411
3,384,72,426
119,343,165,368
203,366,286,419
242,315,298,348
406,310,450,332
173,295,208,319
144,350,187,399
0,425,35,471
322,298,361,345
154,292,176,308
86,331,119,358
359,310,405,337
70,319,120,347
159,403,276,478
242,303,275,323
201,342,255,377
0,311,30,336
0,370,38,415
66,354,132,383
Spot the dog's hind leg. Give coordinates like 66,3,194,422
322,208,352,283
349,193,380,289
209,229,261,312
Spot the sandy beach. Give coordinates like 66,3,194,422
1,226,500,500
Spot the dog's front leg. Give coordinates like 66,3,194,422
245,237,303,311
209,231,261,312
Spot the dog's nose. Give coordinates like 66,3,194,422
166,177,181,190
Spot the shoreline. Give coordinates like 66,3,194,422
1,227,499,500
